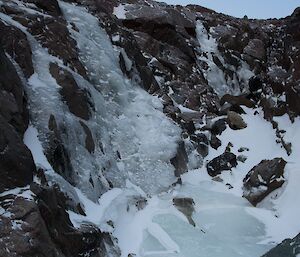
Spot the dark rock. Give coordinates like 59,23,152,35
206,152,238,177
191,133,209,157
210,134,221,150
261,233,300,257
286,85,300,117
0,196,62,257
171,141,188,177
0,47,29,135
226,183,234,189
238,147,249,152
237,155,247,163
49,63,91,120
227,111,247,130
25,17,87,78
243,39,266,60
0,21,34,78
24,0,61,16
243,158,286,206
0,116,35,193
220,94,255,108
225,142,233,152
35,184,120,257
249,76,263,93
0,184,120,257
173,197,195,226
46,115,73,182
211,118,227,135
79,121,95,154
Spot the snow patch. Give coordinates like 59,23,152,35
113,4,127,19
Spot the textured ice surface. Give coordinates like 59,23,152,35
196,21,253,96
60,1,181,195
1,1,181,200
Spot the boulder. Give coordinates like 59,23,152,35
249,76,263,93
220,94,255,108
191,133,209,157
211,118,227,135
243,158,286,206
227,111,247,130
206,152,238,177
173,197,195,226
210,134,221,150
243,39,266,60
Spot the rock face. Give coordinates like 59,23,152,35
0,117,35,192
0,184,120,257
49,63,91,120
206,152,238,177
0,48,29,134
0,47,35,192
0,195,61,257
262,233,300,257
243,158,286,206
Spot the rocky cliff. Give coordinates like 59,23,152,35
0,0,299,256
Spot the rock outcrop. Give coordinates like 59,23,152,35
0,47,35,192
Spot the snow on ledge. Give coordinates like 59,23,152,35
113,4,127,19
